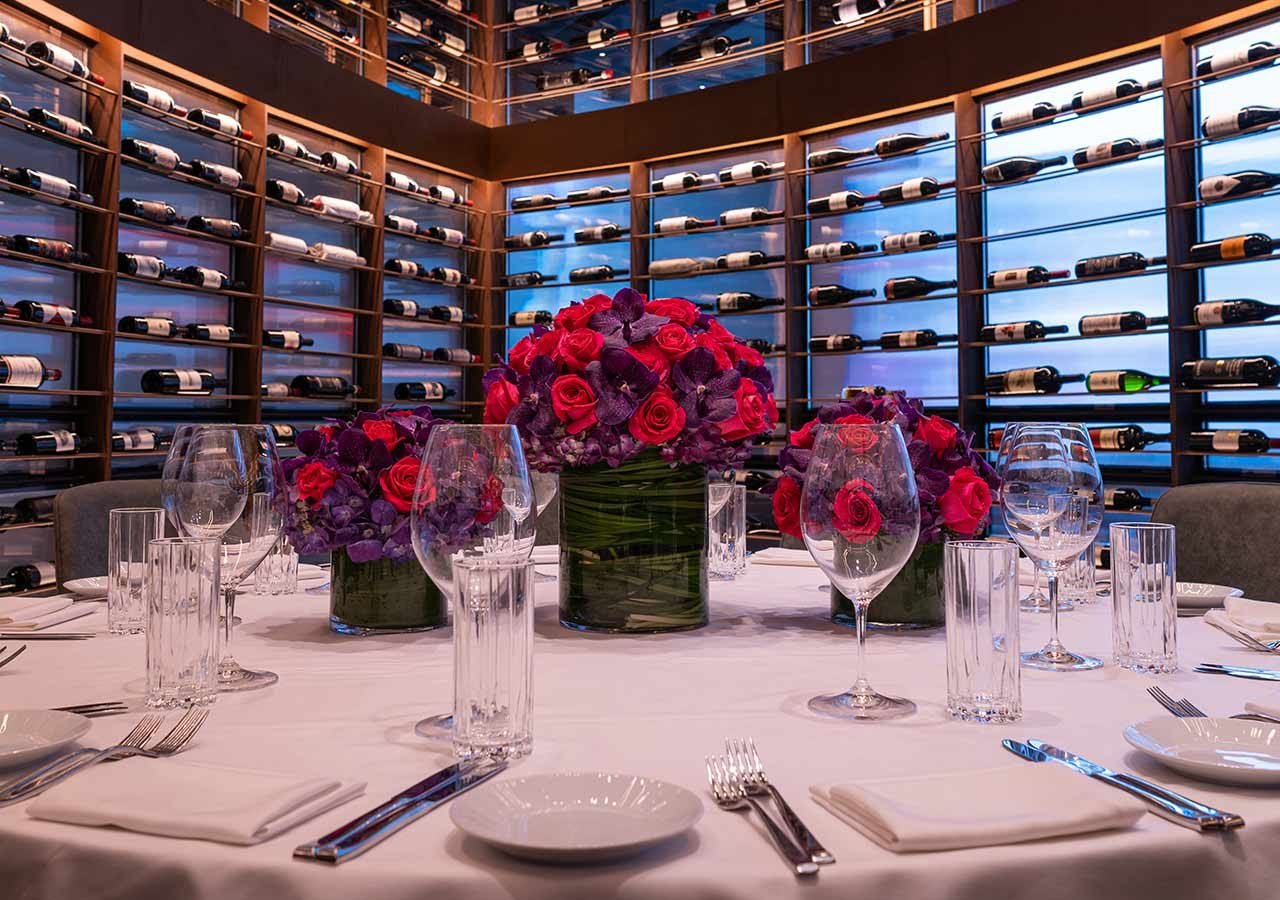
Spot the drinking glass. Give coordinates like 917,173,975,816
1001,424,1104,671
802,423,920,720
945,540,1021,723
1060,548,1096,606
145,536,220,709
708,483,747,580
409,424,536,740
452,556,535,761
165,424,282,691
1111,523,1177,673
254,535,299,595
107,507,165,634
532,471,558,518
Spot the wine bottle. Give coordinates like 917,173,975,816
808,284,875,305
986,366,1084,395
1,561,57,591
570,27,620,52
652,172,705,194
14,495,54,522
505,230,564,249
186,216,246,241
122,79,183,114
433,347,475,363
320,150,371,180
269,424,297,447
1075,251,1165,278
422,226,467,248
649,257,713,276
1179,355,1280,388
569,264,627,282
1088,426,1169,452
667,35,750,66
719,206,781,226
880,230,955,253
186,108,252,139
113,428,167,452
120,198,178,224
265,232,308,255
511,192,561,210
502,271,556,288
715,251,778,269
382,342,427,361
992,101,1057,132
804,241,876,260
735,470,776,492
308,242,365,266
1072,137,1163,169
874,131,949,156
26,107,96,142
118,252,166,279
290,375,357,398
716,292,783,312
980,320,1069,342
883,276,956,300
536,67,614,92
140,368,226,394
515,38,565,61
718,160,775,184
1077,310,1168,335
386,170,420,193
509,310,554,327
268,132,320,163
385,259,421,277
425,25,467,57
1189,429,1276,454
809,334,863,353
307,195,370,222
13,429,84,455
575,223,628,242
1085,370,1169,393
183,159,243,189
394,381,455,402
1189,233,1274,263
513,3,560,23
118,316,178,337
878,176,949,205
1,166,93,203
425,305,476,323
1196,41,1280,79
1198,170,1280,202
287,0,358,41
806,190,866,215
1193,298,1280,325
384,215,420,236
981,155,1066,184
183,323,244,343
1204,106,1280,140
264,329,313,350
1105,488,1152,510
394,53,450,83
261,382,290,398
1068,77,1159,111
0,354,61,388
169,265,235,291
654,215,715,233
10,300,80,326
986,266,1070,289
741,338,783,353
12,235,87,263
807,146,872,168
267,178,306,204
384,298,422,318
878,329,956,349
650,8,699,30
25,41,104,85
715,0,764,12
429,267,474,285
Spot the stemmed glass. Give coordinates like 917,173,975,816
802,423,921,720
1000,424,1103,671
163,424,283,691
532,471,558,519
409,424,537,739
995,424,1049,613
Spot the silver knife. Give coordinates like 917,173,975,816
0,633,95,640
1196,663,1280,681
294,758,506,863
1009,740,1244,831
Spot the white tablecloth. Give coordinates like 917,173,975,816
2,567,1278,900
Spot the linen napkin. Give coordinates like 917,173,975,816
0,595,94,631
1223,595,1280,633
1244,689,1280,720
531,545,559,565
811,764,1144,853
28,758,366,845
750,548,819,568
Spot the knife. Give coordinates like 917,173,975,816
1196,663,1280,681
1005,739,1243,831
294,758,506,863
0,633,95,640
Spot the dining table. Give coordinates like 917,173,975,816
2,561,1279,900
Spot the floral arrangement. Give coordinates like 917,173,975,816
482,288,778,471
769,390,998,544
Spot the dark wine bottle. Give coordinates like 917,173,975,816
981,155,1066,184
508,310,554,327
884,276,956,300
429,267,474,285
1,166,93,203
980,320,1069,342
654,215,715,233
1105,488,1153,510
877,177,948,204
11,300,80,326
182,159,243,189
0,354,61,388
513,3,561,24
267,178,306,205
809,334,863,353
140,368,226,394
718,160,775,184
806,190,866,215
1189,233,1274,263
120,197,178,224
290,375,356,398
716,292,783,312
1202,106,1280,139
1200,169,1280,202
14,495,55,522
119,315,178,337
433,347,475,363
715,251,778,269
13,430,84,455
320,150,371,179
1072,138,1163,169
1196,42,1280,79
425,305,476,323
394,381,456,401
382,342,427,361
715,0,764,13
26,107,96,142
992,101,1057,132
1188,429,1276,454
386,170,420,194
384,214,419,235
808,284,876,305
261,382,290,399
25,41,104,85
118,252,166,279
879,329,956,349
122,79,183,114
1074,251,1165,278
1179,356,1280,389
113,428,167,452
1193,298,1280,325
650,8,699,30
12,235,87,263
186,108,252,139
186,216,245,240
425,225,467,247
514,38,565,61
569,264,627,282
1068,77,1159,111
575,223,628,242
667,35,751,66
385,258,421,277
505,230,564,249
184,323,245,343
1077,310,1168,335
1086,370,1169,393
536,67,614,92
719,206,781,226
169,265,235,290
804,241,877,260
806,146,872,168
874,131,949,156
264,329,313,350
1,561,57,591
269,132,320,163
741,338,783,354
986,266,1070,289
986,366,1084,395
1088,426,1169,451
510,192,561,210
880,230,955,253
503,271,556,288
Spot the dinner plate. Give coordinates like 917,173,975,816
0,710,91,769
450,772,703,863
1177,582,1243,610
62,576,109,598
296,564,327,582
1124,717,1280,786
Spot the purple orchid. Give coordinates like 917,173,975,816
671,347,740,425
584,347,660,426
510,355,558,437
590,287,666,348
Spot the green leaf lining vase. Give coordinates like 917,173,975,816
831,542,945,630
558,452,709,633
329,550,446,635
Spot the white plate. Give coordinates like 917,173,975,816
0,710,91,769
62,576,108,598
296,564,327,583
1124,717,1280,786
1177,582,1243,610
451,772,703,863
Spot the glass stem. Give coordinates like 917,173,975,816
1046,571,1062,651
851,599,871,696
220,585,237,673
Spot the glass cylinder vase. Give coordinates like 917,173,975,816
329,550,447,635
559,452,708,633
832,541,945,629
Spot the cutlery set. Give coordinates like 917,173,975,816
0,632,94,641
1147,686,1280,725
1203,618,1280,654
1195,662,1280,681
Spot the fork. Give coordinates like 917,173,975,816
1147,685,1280,725
706,754,818,877
0,714,162,802
725,738,834,865
1204,617,1280,654
0,645,26,670
52,701,130,718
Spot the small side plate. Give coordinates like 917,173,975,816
1177,582,1243,610
1124,716,1280,786
0,710,92,769
62,576,109,599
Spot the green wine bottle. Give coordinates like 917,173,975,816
1085,370,1169,393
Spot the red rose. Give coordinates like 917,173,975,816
532,329,561,361
316,425,337,441
834,413,873,426
377,456,421,514
483,378,519,424
550,374,598,435
554,297,602,331
695,332,733,370
558,327,604,371
790,418,819,449
732,342,764,368
939,466,992,537
296,461,338,503
362,419,398,448
916,414,958,455
629,386,686,444
627,340,671,377
653,322,696,359
705,319,736,345
717,379,773,442
507,335,536,375
772,476,802,539
836,422,879,453
833,479,882,544
477,474,504,525
645,297,699,326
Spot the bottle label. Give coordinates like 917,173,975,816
1088,372,1123,391
276,181,303,203
33,171,72,198
699,40,722,60
1194,302,1226,325
806,243,842,260
204,163,239,187
1203,111,1241,138
1200,175,1241,201
1213,430,1242,451
883,232,922,253
994,268,1032,286
2,355,43,388
394,260,420,276
513,4,541,22
722,207,756,225
176,369,203,392
139,84,175,111
263,383,289,397
523,42,546,59
281,330,302,350
1079,314,1122,335
204,325,232,341
825,335,841,350
587,28,609,47
46,430,74,453
1095,429,1122,450
437,227,464,246
37,303,75,325
728,0,748,8
727,162,759,183
659,11,684,28
275,424,297,439
897,330,922,347
998,104,1036,128
993,323,1027,342
387,172,417,191
397,300,419,317
386,215,417,234
833,0,865,24
513,312,539,326
719,294,742,311
1004,369,1038,393
1079,84,1119,108
901,177,926,199
654,216,688,232
1193,358,1245,379
138,317,170,336
446,307,464,323
1104,487,1119,505
32,560,56,584
436,268,463,284
442,348,472,362
828,191,857,211
274,134,303,156
315,196,361,218
1212,47,1252,73
206,112,239,135
659,173,689,192
267,232,307,254
1079,255,1121,276
1084,142,1114,163
432,186,460,204
724,251,754,268
439,33,466,56
1221,236,1249,260
133,256,164,279
121,430,155,450
195,268,222,289
578,226,605,240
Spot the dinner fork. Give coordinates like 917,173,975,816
1204,617,1280,654
705,755,818,877
1146,686,1280,725
0,645,26,670
52,701,130,718
725,737,833,865
0,714,162,803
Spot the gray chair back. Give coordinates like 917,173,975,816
53,480,168,586
1150,482,1280,603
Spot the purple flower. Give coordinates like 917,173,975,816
671,347,740,426
590,288,666,348
511,355,558,437
584,347,659,426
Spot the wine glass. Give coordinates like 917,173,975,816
1000,424,1103,671
532,471,558,519
802,423,920,720
165,424,283,691
409,424,536,739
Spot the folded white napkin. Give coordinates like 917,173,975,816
530,545,558,565
0,595,94,631
28,758,365,845
1224,595,1280,634
1244,690,1280,719
750,548,818,568
811,764,1143,853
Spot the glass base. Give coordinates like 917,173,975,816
559,617,706,635
216,662,278,692
947,697,1022,723
329,615,444,636
832,611,941,631
414,713,453,740
453,734,532,762
808,690,916,721
1020,646,1103,671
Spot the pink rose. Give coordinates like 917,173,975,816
916,415,958,455
790,418,819,449
550,374,598,435
771,476,802,539
628,386,686,445
507,336,536,375
483,378,519,424
832,479,882,544
558,327,604,371
717,379,773,442
939,466,992,537
645,297,699,326
653,322,696,359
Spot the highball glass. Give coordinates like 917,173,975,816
254,535,299,595
108,507,165,634
145,537,220,709
1111,523,1177,674
708,482,747,580
945,541,1021,723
